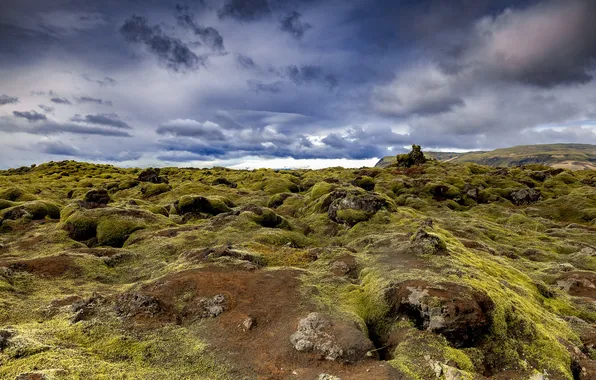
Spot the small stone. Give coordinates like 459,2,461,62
318,375,341,380
242,317,254,331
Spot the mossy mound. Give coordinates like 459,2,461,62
0,187,37,202
1,201,61,221
174,195,233,216
62,207,164,247
141,183,172,197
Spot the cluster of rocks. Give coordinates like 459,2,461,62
197,294,227,318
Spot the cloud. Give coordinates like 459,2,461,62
247,80,283,93
175,4,225,52
372,64,465,117
218,0,271,22
0,94,19,105
155,115,408,161
13,110,47,122
236,54,256,69
0,117,132,137
70,113,130,129
75,96,113,106
286,65,338,89
441,0,596,87
37,10,106,36
34,139,142,161
120,15,204,72
280,11,312,39
50,97,71,105
38,105,54,114
156,119,226,140
36,140,80,156
83,75,117,86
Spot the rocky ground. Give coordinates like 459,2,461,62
0,159,595,379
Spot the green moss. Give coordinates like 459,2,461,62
0,199,15,210
142,183,171,197
0,187,36,201
176,195,232,215
309,181,335,200
148,205,169,216
96,218,144,247
353,176,375,191
118,179,139,191
263,176,299,195
336,209,370,225
62,208,163,247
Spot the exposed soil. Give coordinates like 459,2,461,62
130,265,402,379
0,255,81,277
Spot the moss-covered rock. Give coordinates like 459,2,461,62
175,195,233,216
1,201,61,221
141,183,171,197
62,208,163,247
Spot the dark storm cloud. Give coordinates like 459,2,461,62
218,0,271,21
120,15,204,71
70,113,130,129
13,110,47,122
406,0,596,88
280,11,311,39
286,65,337,89
50,97,72,105
154,116,409,160
474,0,596,87
76,96,113,106
2,0,596,167
0,94,19,105
175,4,225,52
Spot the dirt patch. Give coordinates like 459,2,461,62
126,266,400,379
0,255,81,278
556,272,596,299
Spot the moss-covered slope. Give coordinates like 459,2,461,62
0,160,595,379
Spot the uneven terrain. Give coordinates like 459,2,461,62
376,144,596,170
1,159,596,379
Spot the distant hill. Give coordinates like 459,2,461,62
375,143,596,170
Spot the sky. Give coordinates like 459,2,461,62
1,0,596,169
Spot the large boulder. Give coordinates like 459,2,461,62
137,168,168,184
290,312,374,362
508,188,541,205
385,281,495,347
325,190,390,226
82,189,111,209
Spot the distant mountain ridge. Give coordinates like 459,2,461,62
375,143,596,170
